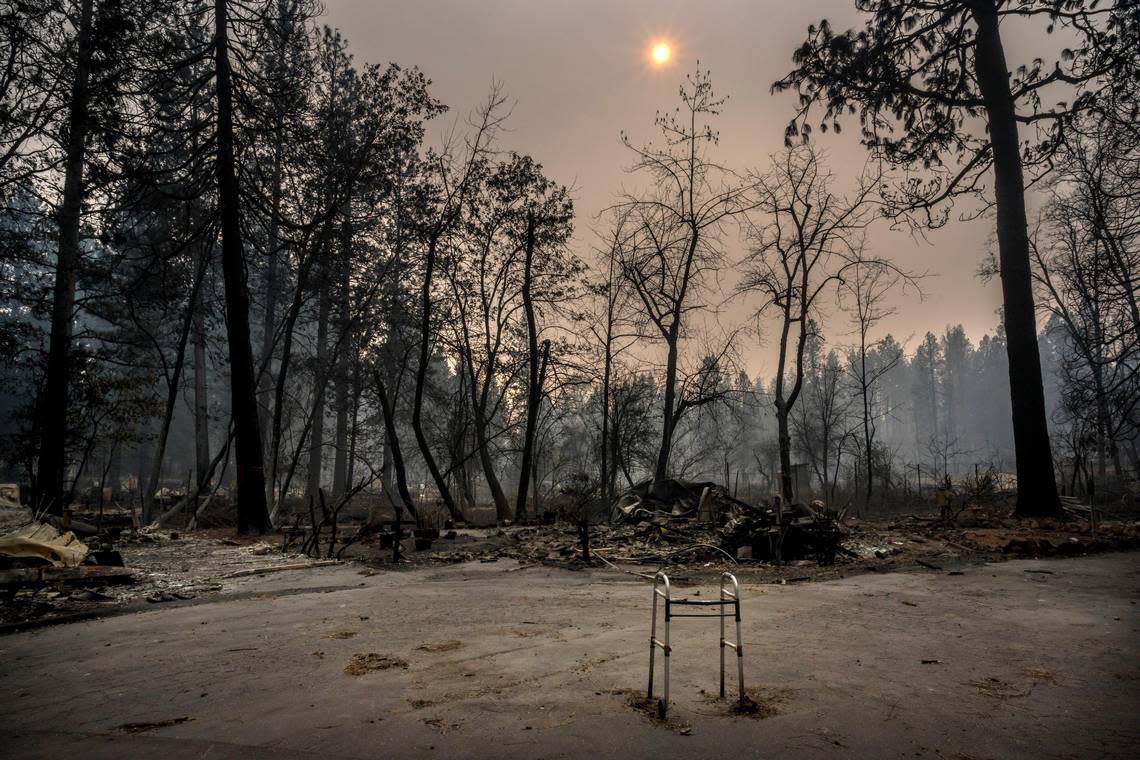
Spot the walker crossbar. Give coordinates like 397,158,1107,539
647,571,745,717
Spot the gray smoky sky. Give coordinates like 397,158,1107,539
324,0,1041,376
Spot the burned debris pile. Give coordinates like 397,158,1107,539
3,477,1136,629
0,520,133,592
610,479,844,565
0,497,334,627
400,480,1139,574
0,522,90,567
401,480,851,568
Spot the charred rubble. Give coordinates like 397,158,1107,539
610,479,844,565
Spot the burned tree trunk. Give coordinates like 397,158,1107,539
599,318,613,507
373,371,417,517
654,327,680,482
776,402,794,504
267,241,321,514
331,204,353,498
36,0,95,516
259,141,283,449
331,361,351,497
379,417,394,506
859,347,873,508
141,257,208,522
193,280,211,494
472,390,510,521
973,4,1061,518
600,372,613,504
411,235,461,520
305,257,331,503
346,362,361,489
772,295,800,504
515,214,540,522
214,0,270,533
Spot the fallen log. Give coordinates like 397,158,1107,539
220,560,339,579
44,514,99,537
0,564,135,588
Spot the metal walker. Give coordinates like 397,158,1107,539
648,571,745,718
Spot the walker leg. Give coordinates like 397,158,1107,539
662,603,670,717
648,582,658,700
719,581,727,698
735,598,745,702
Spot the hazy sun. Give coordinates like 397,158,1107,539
650,41,671,65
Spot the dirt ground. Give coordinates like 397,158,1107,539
1,550,1137,758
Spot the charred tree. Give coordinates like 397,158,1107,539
141,256,209,522
741,146,876,503
214,0,269,533
373,371,417,517
36,0,95,515
515,213,540,522
971,5,1058,517
775,0,1138,515
615,69,753,482
193,274,211,494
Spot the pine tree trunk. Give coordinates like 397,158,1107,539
332,370,350,497
331,201,353,497
973,4,1062,518
194,282,211,493
214,0,270,533
259,140,282,448
134,422,151,507
257,0,293,451
821,430,830,501
1093,359,1109,480
600,318,613,507
303,34,343,501
36,0,95,515
105,441,121,499
379,415,394,505
346,363,360,489
927,356,939,447
142,259,207,522
267,242,320,513
531,448,542,513
305,260,331,502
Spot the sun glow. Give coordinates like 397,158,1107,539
650,41,672,66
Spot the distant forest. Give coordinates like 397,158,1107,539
1,1,1136,528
